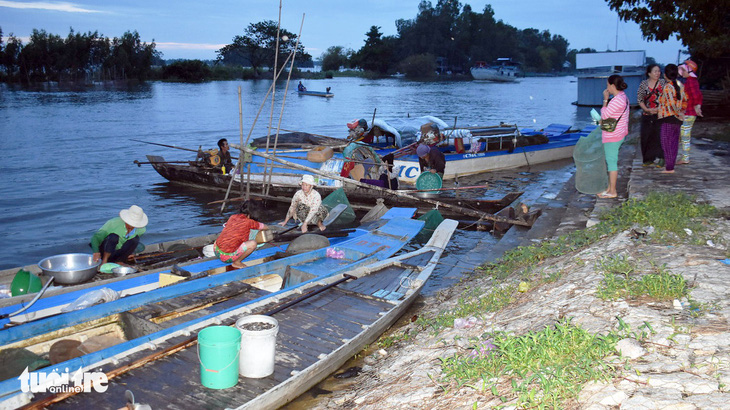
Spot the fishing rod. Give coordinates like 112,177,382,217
130,139,239,160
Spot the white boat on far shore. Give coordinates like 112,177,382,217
470,58,521,82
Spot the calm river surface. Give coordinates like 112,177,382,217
0,76,593,274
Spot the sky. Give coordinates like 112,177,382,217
0,0,686,64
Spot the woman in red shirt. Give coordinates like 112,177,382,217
214,201,269,269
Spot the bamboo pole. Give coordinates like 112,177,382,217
241,147,532,226
261,0,285,196
265,13,305,196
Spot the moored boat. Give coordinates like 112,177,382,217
0,213,426,407
470,58,521,82
8,219,457,409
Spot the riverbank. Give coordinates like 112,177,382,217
293,122,730,408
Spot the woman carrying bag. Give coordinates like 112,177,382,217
598,74,630,199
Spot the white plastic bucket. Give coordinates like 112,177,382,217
236,315,279,378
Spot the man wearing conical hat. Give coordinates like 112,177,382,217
90,205,148,265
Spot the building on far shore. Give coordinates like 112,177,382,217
575,50,645,106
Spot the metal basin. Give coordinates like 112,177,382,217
112,266,137,277
414,191,441,199
38,253,100,284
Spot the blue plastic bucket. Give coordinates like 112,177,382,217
198,326,241,389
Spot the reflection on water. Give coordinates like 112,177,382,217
0,77,584,270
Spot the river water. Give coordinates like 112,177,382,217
0,76,593,273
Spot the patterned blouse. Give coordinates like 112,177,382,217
637,78,666,112
288,189,323,225
658,81,687,121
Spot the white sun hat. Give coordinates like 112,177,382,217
119,205,149,228
300,174,316,186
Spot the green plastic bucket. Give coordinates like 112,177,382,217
198,326,241,389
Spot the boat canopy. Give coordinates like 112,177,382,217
576,51,646,70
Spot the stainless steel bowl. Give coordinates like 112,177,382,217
112,266,137,277
38,253,100,284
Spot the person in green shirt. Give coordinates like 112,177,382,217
90,205,148,264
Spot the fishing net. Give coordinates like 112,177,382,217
573,127,608,194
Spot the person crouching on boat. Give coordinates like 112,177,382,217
416,144,445,178
217,138,234,174
91,205,148,265
214,201,269,269
279,174,329,233
298,81,306,92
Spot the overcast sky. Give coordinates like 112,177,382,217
1,0,685,64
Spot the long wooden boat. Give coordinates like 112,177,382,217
0,212,421,345
297,90,334,98
146,154,522,216
0,213,425,407
0,228,364,328
12,219,457,409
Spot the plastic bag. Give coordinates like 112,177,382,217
326,247,345,259
61,288,120,312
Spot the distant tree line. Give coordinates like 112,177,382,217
0,27,161,83
319,1,573,78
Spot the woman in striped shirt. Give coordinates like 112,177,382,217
677,60,703,164
657,64,688,174
598,74,630,199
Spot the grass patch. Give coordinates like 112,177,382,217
439,318,626,408
415,192,713,333
595,255,689,301
416,285,516,332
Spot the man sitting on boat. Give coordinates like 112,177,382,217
297,81,307,92
279,175,329,233
416,144,445,178
346,118,398,146
217,138,234,174
214,201,269,269
90,205,148,265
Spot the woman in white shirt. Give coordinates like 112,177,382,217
279,175,329,233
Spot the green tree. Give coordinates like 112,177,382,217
320,46,352,72
107,31,159,81
398,53,437,78
352,26,396,74
217,20,311,75
606,0,729,58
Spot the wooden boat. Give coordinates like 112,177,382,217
0,213,426,407
0,212,422,347
146,154,522,216
470,58,521,82
11,219,457,409
391,124,597,183
297,90,334,98
0,228,364,329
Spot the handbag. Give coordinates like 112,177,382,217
599,100,629,132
